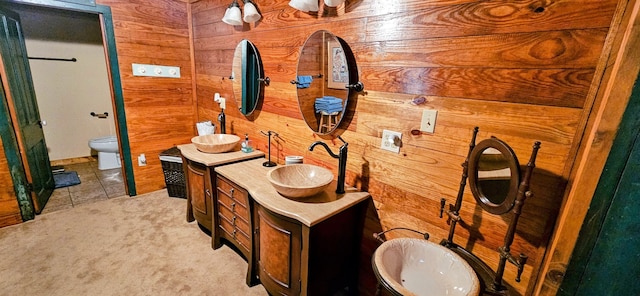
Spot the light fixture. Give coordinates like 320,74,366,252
288,0,318,12
222,0,242,26
243,0,261,23
324,0,344,7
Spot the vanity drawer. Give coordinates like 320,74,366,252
217,191,249,220
218,201,250,230
218,213,251,254
217,177,249,208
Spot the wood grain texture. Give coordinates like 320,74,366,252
536,0,640,294
0,138,22,228
96,0,195,194
0,0,625,296
191,0,622,294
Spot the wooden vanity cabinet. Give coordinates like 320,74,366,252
254,202,367,296
215,175,258,286
184,159,214,232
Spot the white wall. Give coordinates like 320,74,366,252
17,7,115,161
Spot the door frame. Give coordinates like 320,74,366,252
558,67,640,293
4,0,136,200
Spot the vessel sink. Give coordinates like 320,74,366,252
372,238,480,296
266,164,334,199
191,134,240,153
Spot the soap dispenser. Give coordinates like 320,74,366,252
241,134,253,153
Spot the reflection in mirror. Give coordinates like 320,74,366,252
296,30,352,135
468,138,520,215
232,39,264,116
476,147,511,204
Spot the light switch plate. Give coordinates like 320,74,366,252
420,109,438,133
381,130,402,153
132,63,181,78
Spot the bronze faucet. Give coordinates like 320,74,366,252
309,136,348,194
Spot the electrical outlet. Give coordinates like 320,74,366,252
381,130,402,153
420,109,438,133
138,154,147,166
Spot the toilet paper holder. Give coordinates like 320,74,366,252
91,112,109,118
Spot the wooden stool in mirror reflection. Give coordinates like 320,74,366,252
440,126,541,295
318,111,339,133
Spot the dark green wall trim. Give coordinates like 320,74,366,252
98,6,136,196
6,0,136,196
559,73,640,294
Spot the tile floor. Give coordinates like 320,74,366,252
42,158,127,214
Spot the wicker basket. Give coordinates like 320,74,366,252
160,147,186,198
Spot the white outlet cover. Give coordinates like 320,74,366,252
381,130,402,153
421,109,438,133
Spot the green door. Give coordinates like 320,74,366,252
559,72,640,294
0,6,54,213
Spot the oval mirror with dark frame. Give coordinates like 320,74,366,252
294,30,363,135
468,138,521,215
231,39,268,117
440,127,542,295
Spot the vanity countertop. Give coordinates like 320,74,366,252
177,143,264,166
215,158,371,227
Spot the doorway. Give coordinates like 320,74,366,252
13,6,116,163
1,0,135,219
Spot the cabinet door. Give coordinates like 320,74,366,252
186,161,212,231
256,205,302,295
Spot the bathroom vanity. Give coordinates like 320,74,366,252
215,158,370,296
177,143,264,233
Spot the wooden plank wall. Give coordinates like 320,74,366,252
0,0,194,226
191,0,620,295
0,138,21,227
96,0,195,194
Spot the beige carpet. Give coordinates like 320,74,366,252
0,190,267,296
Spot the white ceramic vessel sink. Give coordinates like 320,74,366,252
266,164,334,199
373,238,480,296
191,134,240,153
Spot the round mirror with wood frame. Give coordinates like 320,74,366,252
231,39,265,117
468,138,521,215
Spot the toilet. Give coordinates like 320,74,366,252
88,135,121,170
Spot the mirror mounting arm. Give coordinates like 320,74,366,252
346,81,364,92
258,77,270,86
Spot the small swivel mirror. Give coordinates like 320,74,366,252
442,128,541,294
468,138,521,215
231,39,268,116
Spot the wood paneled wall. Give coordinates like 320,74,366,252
0,138,21,227
96,0,195,194
190,0,621,295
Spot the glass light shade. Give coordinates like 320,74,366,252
222,5,242,26
289,0,319,12
243,2,261,23
324,0,344,7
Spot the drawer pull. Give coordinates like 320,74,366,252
205,189,211,196
231,202,236,210
230,188,235,196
